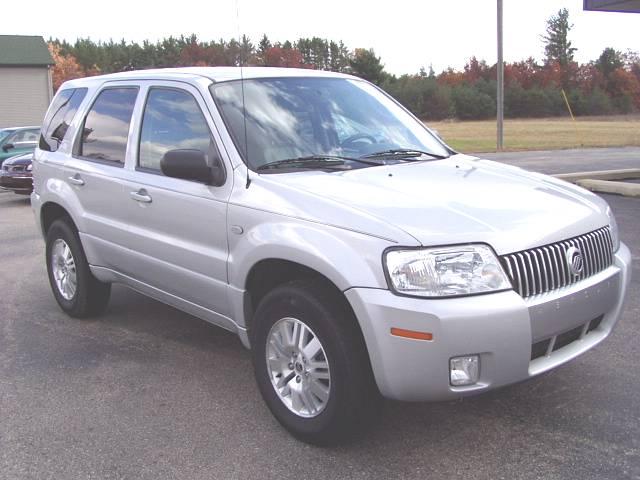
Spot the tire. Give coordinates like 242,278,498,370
45,218,111,318
251,279,380,445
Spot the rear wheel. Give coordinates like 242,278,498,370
251,279,379,445
46,219,111,317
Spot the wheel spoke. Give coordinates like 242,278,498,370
292,321,302,349
309,367,330,381
300,388,317,415
291,389,303,412
269,335,289,359
276,371,295,389
278,321,293,348
309,379,330,403
268,356,287,373
302,336,322,360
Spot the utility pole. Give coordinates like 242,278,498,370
497,0,504,151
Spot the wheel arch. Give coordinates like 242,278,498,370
41,201,78,236
243,258,355,334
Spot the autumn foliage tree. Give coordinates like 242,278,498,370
48,43,85,91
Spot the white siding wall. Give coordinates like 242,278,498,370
0,67,52,128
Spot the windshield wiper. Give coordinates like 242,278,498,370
361,149,449,160
256,155,382,171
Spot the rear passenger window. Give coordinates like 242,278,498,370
78,87,138,164
138,88,214,171
40,88,88,152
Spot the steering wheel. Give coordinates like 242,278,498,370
340,133,377,148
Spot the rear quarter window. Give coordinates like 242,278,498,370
39,88,88,152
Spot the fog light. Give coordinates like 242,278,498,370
450,355,480,386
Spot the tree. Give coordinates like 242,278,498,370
349,48,385,85
596,48,624,78
257,34,272,64
48,43,91,91
542,8,577,66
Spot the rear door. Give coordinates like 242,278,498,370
64,84,140,272
118,81,233,317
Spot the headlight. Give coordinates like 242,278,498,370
26,164,33,172
606,206,620,252
384,244,512,298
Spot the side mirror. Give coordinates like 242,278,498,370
160,149,225,186
2,143,14,152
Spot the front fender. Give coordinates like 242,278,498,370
228,214,395,291
226,204,403,329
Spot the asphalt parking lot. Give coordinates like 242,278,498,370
1,151,639,479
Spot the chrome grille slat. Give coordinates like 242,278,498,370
501,227,613,298
510,256,523,294
516,253,530,297
594,231,605,271
586,233,598,275
542,247,554,291
552,244,564,287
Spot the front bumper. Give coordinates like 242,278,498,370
0,172,32,194
346,242,631,401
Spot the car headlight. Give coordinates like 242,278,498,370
384,244,512,298
26,164,33,172
606,206,620,252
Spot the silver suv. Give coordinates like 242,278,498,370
32,67,631,444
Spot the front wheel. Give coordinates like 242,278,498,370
45,219,111,318
251,280,379,445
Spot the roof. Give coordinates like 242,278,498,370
584,0,640,12
61,67,356,89
0,126,40,132
0,35,54,67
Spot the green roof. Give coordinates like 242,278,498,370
0,35,53,66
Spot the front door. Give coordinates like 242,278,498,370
119,82,232,318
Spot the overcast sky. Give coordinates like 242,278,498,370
10,0,639,74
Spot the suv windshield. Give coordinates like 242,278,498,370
210,77,449,170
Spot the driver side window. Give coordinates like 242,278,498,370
138,87,216,173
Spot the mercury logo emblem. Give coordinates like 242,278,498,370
566,246,584,276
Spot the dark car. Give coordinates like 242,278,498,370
0,152,33,195
0,126,40,166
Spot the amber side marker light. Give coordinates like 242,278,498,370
390,327,433,341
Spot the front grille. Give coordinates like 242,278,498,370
501,227,613,298
2,165,26,172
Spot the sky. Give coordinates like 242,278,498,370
8,0,640,74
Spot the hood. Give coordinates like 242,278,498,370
258,154,610,255
4,153,33,166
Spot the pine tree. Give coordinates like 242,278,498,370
542,8,577,66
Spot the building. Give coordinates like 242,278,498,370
0,35,54,128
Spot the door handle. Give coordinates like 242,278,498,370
130,189,152,203
68,174,85,186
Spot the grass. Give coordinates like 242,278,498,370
427,115,640,153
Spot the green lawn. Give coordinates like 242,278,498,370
427,116,640,153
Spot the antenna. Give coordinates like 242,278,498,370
235,0,251,188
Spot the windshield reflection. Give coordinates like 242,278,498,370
211,77,448,170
